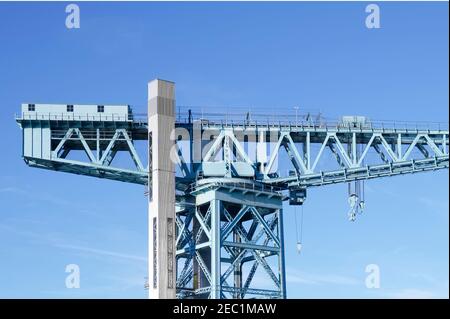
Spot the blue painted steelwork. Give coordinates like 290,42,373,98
16,106,449,189
16,104,449,299
176,181,285,299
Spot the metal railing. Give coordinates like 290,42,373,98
15,112,133,122
16,108,449,132
190,178,284,194
175,112,449,132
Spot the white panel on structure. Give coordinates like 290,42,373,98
23,127,32,157
257,130,267,172
232,162,254,177
148,79,176,299
32,126,42,158
41,127,51,159
202,162,227,177
20,103,130,122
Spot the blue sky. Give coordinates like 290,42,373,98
0,2,448,298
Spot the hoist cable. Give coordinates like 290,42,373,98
294,206,300,243
300,204,304,243
294,205,304,244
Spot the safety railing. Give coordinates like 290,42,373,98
15,112,133,122
16,109,449,132
190,178,284,194
173,108,449,132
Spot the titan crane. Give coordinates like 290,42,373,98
16,79,449,299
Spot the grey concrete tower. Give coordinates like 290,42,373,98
148,79,176,299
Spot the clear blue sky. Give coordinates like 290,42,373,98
0,2,448,298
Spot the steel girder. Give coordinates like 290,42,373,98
23,126,147,185
175,186,286,299
191,126,449,189
18,114,449,190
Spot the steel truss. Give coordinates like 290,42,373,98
194,125,449,188
17,112,449,190
16,115,149,185
175,184,285,299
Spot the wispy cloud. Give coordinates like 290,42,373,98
286,269,360,286
0,222,146,264
250,266,361,289
54,244,147,263
39,282,146,299
385,288,437,299
0,223,54,242
417,197,449,218
0,186,27,194
0,185,71,207
363,184,400,198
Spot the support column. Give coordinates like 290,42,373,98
305,131,311,171
148,79,176,299
256,130,267,174
191,187,284,299
277,208,287,298
210,199,222,299
233,231,242,299
96,128,100,162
